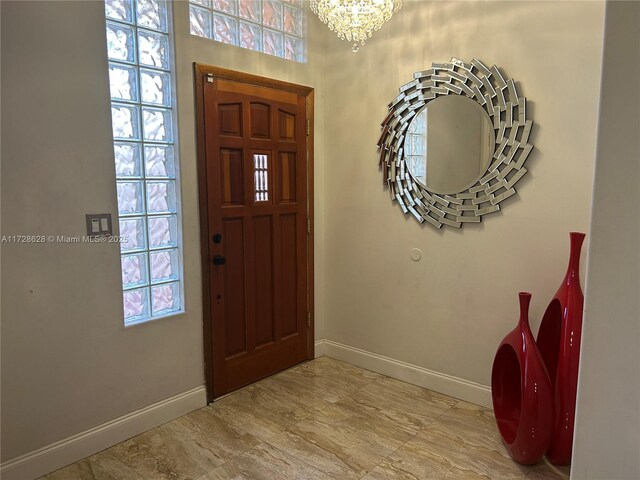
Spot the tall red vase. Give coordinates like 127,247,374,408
491,292,554,465
536,232,586,466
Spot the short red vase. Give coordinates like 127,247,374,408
536,232,586,466
492,292,554,465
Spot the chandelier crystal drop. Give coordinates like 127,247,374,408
310,0,403,52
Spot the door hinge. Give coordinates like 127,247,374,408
306,311,311,327
306,218,311,234
306,119,310,136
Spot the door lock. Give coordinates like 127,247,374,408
213,233,222,244
213,255,226,265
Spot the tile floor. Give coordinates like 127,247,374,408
41,357,570,480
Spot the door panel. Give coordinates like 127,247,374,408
198,70,311,398
253,215,274,347
220,149,244,205
218,103,242,136
280,213,298,337
222,218,246,357
279,152,297,203
278,110,296,141
250,103,271,139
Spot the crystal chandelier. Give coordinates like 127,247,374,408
311,0,403,52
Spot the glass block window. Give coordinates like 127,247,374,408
105,0,183,325
189,0,306,63
406,108,427,185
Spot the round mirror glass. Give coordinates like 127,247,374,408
404,95,495,194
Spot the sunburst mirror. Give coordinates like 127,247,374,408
377,58,534,229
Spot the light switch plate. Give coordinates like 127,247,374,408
86,214,112,237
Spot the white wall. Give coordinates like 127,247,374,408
322,0,605,395
572,2,640,479
0,0,327,465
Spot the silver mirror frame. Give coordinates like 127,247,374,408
377,58,534,229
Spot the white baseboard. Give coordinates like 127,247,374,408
314,339,326,358
321,340,492,409
1,386,207,480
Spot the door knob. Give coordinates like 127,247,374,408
213,255,226,265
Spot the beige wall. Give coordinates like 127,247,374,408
1,1,186,461
322,1,605,387
572,2,640,478
0,0,327,461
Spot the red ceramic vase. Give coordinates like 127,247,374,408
536,232,586,466
491,292,554,465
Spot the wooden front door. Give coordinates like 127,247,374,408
195,65,314,400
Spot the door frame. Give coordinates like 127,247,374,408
194,63,315,403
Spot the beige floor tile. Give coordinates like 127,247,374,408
297,357,382,381
445,446,530,480
410,420,466,451
108,421,219,480
265,357,382,404
446,460,547,480
43,450,143,480
342,376,456,433
254,374,332,412
203,398,285,441
201,442,330,480
442,467,496,479
411,408,569,480
362,442,455,480
423,401,507,453
410,422,529,480
203,379,320,441
277,401,416,478
313,397,418,444
173,407,262,463
442,400,499,429
328,395,420,438
526,461,570,480
265,430,362,479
